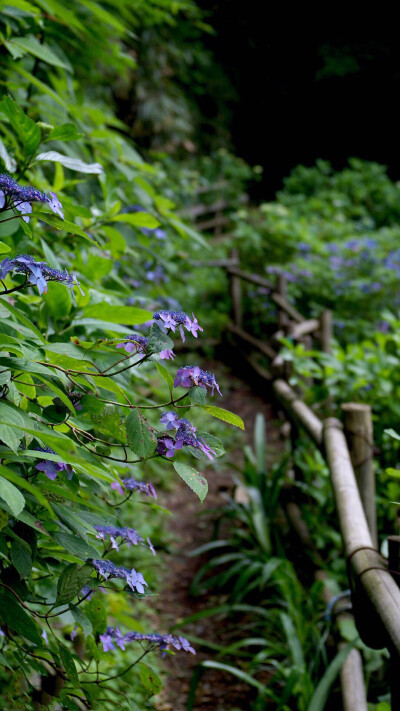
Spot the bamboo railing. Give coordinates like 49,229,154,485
217,257,400,709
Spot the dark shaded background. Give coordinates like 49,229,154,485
197,8,400,199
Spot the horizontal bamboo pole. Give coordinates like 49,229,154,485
227,322,277,360
324,418,400,655
225,267,304,323
272,379,323,446
226,265,274,290
289,318,320,340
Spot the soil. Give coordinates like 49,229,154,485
150,362,283,711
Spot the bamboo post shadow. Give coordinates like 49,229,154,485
342,403,377,548
228,248,242,329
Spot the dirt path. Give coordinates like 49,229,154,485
151,363,282,711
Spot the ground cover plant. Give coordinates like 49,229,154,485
0,2,247,709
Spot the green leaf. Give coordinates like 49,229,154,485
0,464,55,516
173,462,208,503
125,410,157,458
0,138,16,172
35,151,103,173
83,303,153,325
385,428,400,441
0,592,42,645
4,35,71,69
58,642,79,687
0,475,25,516
0,297,45,341
71,607,92,638
34,213,97,245
90,404,126,443
155,362,174,393
199,433,225,458
200,660,266,695
139,663,162,696
11,541,32,578
0,242,11,254
147,322,174,353
43,281,72,320
199,405,245,430
111,212,160,229
53,532,99,561
56,563,93,606
308,642,357,711
0,97,41,158
189,386,206,405
46,123,83,142
85,595,107,635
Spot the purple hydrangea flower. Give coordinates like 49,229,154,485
41,629,49,646
156,436,184,458
115,333,175,361
34,447,72,480
160,412,180,430
94,525,156,555
159,349,175,360
153,310,203,343
110,477,157,499
92,559,148,594
0,254,83,296
70,625,78,640
174,366,222,396
100,632,115,652
0,174,64,221
103,627,195,654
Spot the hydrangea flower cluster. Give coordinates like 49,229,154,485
94,525,156,555
115,333,174,360
99,626,195,654
92,559,147,594
111,477,157,499
0,254,83,296
158,414,216,460
174,365,222,396
0,173,64,221
34,447,73,480
153,310,203,342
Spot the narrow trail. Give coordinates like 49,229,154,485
151,363,283,711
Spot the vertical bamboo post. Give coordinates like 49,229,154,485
229,248,242,329
342,403,377,548
388,536,400,710
319,309,332,354
340,644,368,711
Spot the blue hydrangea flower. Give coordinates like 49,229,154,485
160,412,180,430
92,559,148,594
0,254,83,296
174,365,222,396
94,525,156,555
115,333,175,361
153,310,203,343
110,477,157,499
101,627,195,654
158,415,216,460
34,447,72,480
0,174,64,221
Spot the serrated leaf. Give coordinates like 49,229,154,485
125,410,157,458
11,541,32,578
34,212,96,245
71,607,92,638
0,475,25,516
147,322,174,353
199,433,225,457
85,595,107,635
36,151,103,173
0,464,54,516
90,404,126,443
53,532,99,561
189,386,206,405
0,297,45,341
199,405,245,430
0,96,41,158
173,462,208,503
56,563,93,605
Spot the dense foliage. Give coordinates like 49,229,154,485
0,2,246,709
